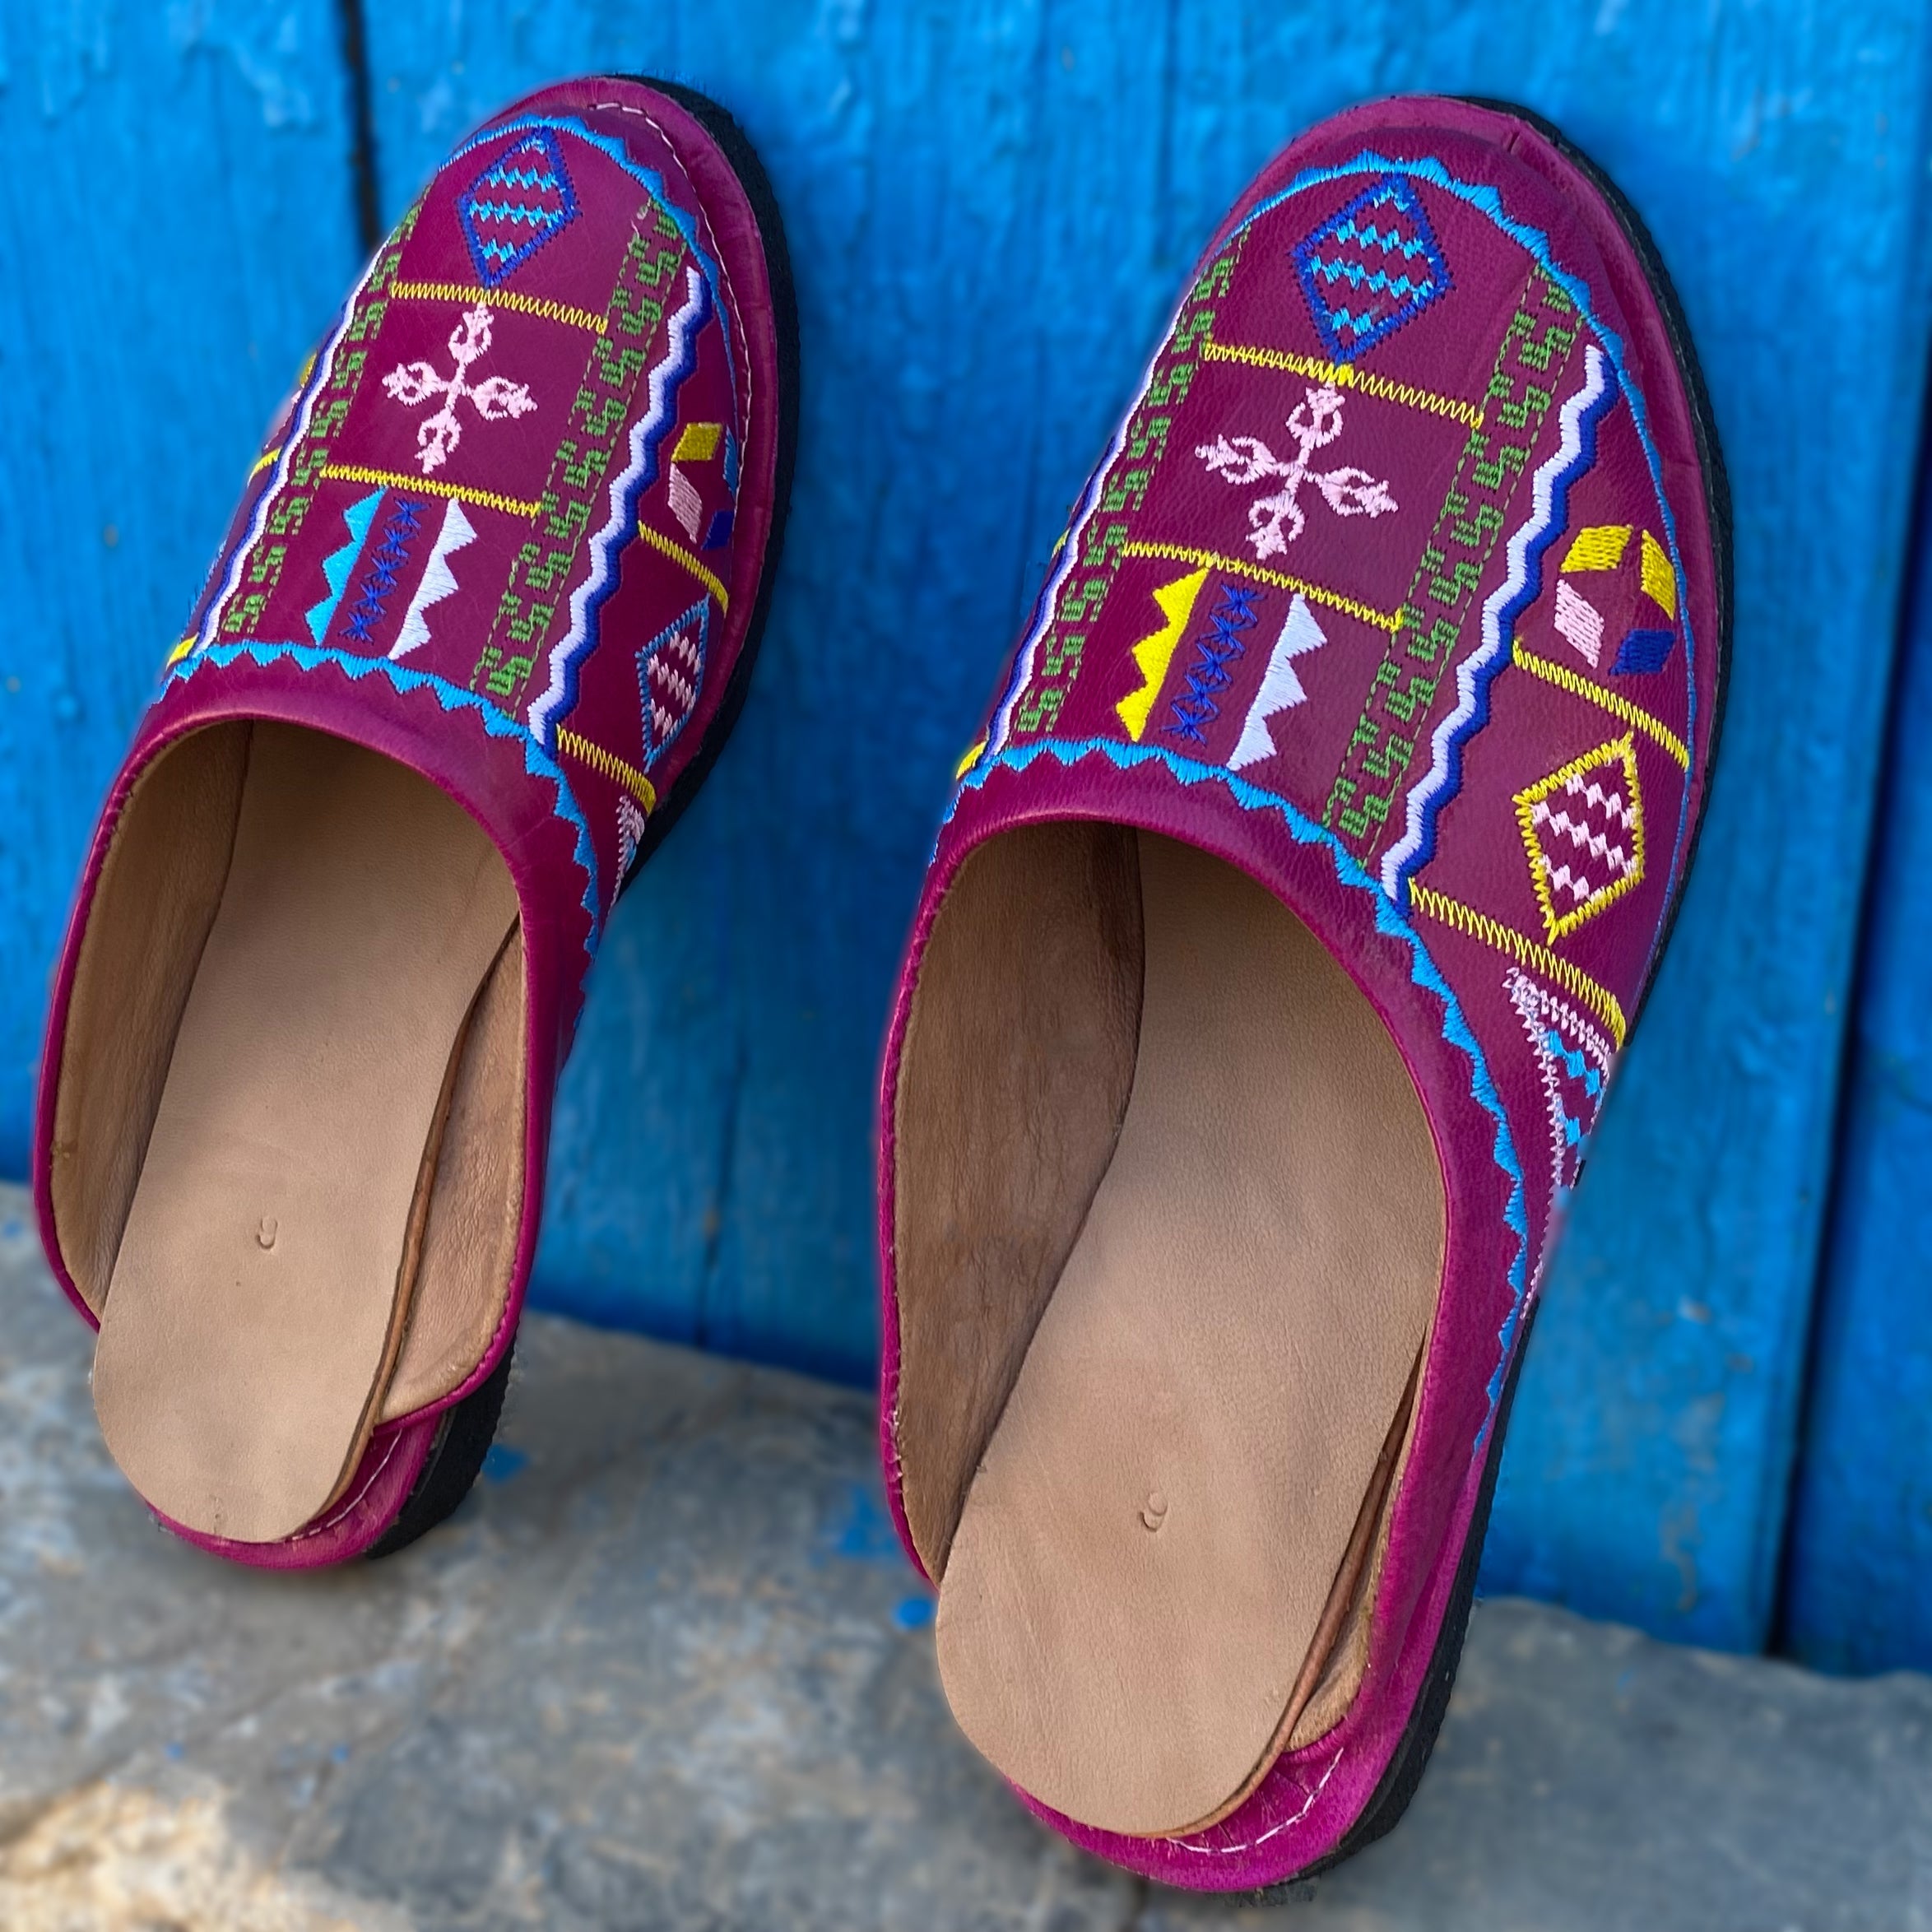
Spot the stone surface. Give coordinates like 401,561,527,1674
3,1185,1930,1930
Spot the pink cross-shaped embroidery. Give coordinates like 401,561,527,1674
1196,384,1397,559
382,305,536,475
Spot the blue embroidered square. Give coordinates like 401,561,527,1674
459,128,580,289
1611,627,1676,676
1293,174,1451,364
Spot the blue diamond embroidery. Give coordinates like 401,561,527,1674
638,598,711,769
458,128,579,289
1293,174,1451,365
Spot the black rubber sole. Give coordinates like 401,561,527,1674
368,77,800,1561
367,1340,515,1559
1247,103,1734,1894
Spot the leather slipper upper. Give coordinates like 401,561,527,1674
34,77,787,1564
879,95,1724,1888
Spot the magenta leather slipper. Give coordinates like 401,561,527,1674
878,98,1726,1888
31,77,796,1566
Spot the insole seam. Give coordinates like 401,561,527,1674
379,923,527,1423
310,946,501,1519
1163,1345,1423,1838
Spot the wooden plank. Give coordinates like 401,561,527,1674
1781,453,1932,1673
221,2,1932,1645
0,2,361,1171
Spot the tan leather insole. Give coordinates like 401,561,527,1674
92,724,518,1544
934,832,1444,1839
381,925,527,1421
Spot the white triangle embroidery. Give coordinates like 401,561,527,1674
390,499,477,660
1228,592,1326,770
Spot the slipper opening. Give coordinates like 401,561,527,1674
891,822,1446,1837
50,721,526,1544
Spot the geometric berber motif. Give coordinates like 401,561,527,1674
1513,731,1644,943
615,792,649,880
1193,383,1398,559
482,210,691,718
638,596,710,771
1292,174,1451,365
459,128,580,288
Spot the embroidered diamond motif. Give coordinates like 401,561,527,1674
638,597,711,769
1514,733,1645,942
1506,969,1614,1201
459,128,579,288
1293,174,1451,365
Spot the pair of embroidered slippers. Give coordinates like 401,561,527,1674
32,81,1725,1891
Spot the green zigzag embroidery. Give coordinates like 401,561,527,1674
305,490,383,643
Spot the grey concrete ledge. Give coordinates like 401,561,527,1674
0,1187,1926,1930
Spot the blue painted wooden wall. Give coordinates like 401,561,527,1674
0,2,361,1163
4,1,1931,1660
1783,439,1932,1676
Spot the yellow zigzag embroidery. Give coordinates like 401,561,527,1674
556,727,657,812
1119,542,1403,634
1559,524,1632,573
388,281,609,335
318,465,542,519
1512,643,1690,769
1116,567,1208,741
1410,884,1628,1047
1640,529,1677,618
954,738,987,780
1203,336,1485,428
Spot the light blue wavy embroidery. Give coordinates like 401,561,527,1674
468,197,555,228
947,736,1532,1437
1323,216,1437,259
1307,262,1436,299
304,489,383,643
169,641,603,958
